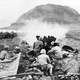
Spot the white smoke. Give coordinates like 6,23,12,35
0,29,17,33
18,19,69,45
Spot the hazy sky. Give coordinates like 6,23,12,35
0,0,80,27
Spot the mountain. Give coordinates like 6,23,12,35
1,4,80,29
1,4,80,49
2,4,80,30
17,4,80,24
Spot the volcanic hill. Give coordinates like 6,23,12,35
1,4,80,49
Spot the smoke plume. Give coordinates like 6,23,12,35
18,19,69,45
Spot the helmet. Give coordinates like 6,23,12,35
51,41,54,45
21,40,28,45
40,49,46,54
4,45,9,50
14,46,20,50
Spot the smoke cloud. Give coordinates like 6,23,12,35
18,19,69,45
